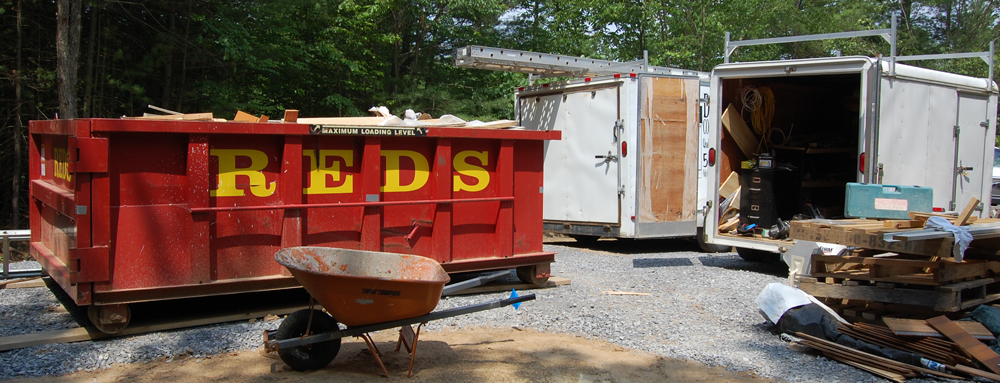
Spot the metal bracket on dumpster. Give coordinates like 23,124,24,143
69,137,109,173
71,246,110,283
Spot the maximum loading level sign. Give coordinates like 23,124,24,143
309,125,428,137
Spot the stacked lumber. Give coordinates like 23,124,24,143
790,205,1000,315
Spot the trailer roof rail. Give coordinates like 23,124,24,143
454,45,708,84
725,14,994,89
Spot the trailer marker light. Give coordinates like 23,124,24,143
708,148,716,166
621,141,628,157
859,152,865,174
518,87,524,91
631,216,635,221
629,73,636,78
933,207,945,212
614,74,621,78
542,83,549,87
584,78,591,82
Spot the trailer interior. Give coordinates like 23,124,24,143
718,73,863,240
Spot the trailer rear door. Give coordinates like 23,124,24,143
519,85,621,224
954,92,991,210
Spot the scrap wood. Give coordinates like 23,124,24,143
601,291,650,296
794,332,964,380
719,171,740,199
926,315,1000,374
954,364,1000,381
842,323,973,367
0,276,41,288
126,112,214,121
957,198,981,226
718,216,740,233
908,211,978,225
836,358,907,382
283,110,298,123
883,317,995,341
720,103,757,160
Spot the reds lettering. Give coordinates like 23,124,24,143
210,149,490,197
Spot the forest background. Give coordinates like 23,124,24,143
0,0,998,229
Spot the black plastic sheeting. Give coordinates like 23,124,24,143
777,303,923,365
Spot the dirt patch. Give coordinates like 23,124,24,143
12,327,772,383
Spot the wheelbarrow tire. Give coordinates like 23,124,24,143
276,309,342,371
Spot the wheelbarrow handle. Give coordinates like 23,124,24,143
441,270,512,296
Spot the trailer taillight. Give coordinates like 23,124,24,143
933,207,945,212
518,87,524,91
621,141,627,157
859,152,865,174
629,73,636,78
708,148,716,166
614,74,621,78
585,78,591,82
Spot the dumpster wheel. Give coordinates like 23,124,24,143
276,309,342,371
88,304,131,334
516,264,549,286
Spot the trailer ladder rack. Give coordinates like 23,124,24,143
724,14,994,88
454,45,708,83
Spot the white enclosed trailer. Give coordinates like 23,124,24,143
455,46,727,250
703,23,998,261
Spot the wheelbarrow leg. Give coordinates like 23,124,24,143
357,333,390,378
407,323,425,378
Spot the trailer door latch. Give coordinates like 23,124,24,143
596,151,618,164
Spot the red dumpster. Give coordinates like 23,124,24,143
28,118,559,332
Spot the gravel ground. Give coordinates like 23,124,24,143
0,241,954,382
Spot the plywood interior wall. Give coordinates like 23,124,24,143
637,77,698,222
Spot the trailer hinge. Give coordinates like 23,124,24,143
953,125,961,137
699,95,710,105
982,120,990,128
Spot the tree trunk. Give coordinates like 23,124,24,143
161,8,175,109
12,0,24,229
176,0,192,112
83,1,99,118
57,0,83,119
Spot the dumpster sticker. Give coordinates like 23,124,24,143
309,125,428,137
53,147,72,182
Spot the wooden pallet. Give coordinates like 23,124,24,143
796,275,1000,312
790,218,1000,258
789,220,954,258
810,255,1000,286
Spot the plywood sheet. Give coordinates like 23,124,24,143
637,77,698,223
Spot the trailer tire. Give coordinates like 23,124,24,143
696,228,732,253
276,309,342,371
570,235,599,244
736,247,779,263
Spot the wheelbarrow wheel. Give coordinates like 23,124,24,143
276,309,342,371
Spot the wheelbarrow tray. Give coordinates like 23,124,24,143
275,247,451,327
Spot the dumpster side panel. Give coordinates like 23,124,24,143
29,119,558,306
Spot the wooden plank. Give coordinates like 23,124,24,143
958,197,980,226
720,103,757,160
0,277,46,289
0,304,305,352
884,220,925,229
0,276,41,288
883,317,995,340
283,109,299,123
835,358,907,382
954,364,1000,381
126,112,214,121
233,110,257,122
720,171,740,199
926,315,1000,374
296,116,389,125
795,277,1000,311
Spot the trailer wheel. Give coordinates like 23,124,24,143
736,247,779,263
276,309,342,371
696,228,732,253
569,235,599,244
516,264,550,286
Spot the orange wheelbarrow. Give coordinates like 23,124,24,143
262,246,534,376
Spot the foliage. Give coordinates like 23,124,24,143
0,0,998,228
